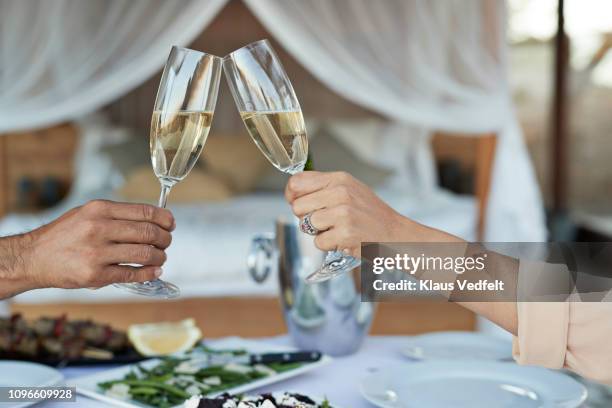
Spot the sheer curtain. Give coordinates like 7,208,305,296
0,0,227,133
0,0,546,241
244,0,546,241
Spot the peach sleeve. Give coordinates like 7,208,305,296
513,302,569,369
512,261,612,384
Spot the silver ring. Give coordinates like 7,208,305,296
300,212,319,236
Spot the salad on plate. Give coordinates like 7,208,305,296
99,346,308,407
186,392,334,408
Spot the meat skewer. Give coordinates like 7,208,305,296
0,313,129,361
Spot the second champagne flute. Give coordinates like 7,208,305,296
223,39,361,283
115,46,222,298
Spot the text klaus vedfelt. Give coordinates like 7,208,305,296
370,254,505,292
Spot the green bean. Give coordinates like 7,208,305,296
120,380,190,399
130,387,159,395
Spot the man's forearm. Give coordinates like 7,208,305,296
0,233,37,299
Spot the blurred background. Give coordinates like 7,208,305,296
508,0,612,239
0,0,610,337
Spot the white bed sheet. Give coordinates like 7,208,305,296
0,189,476,303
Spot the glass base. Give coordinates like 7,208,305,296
114,279,180,299
305,251,361,284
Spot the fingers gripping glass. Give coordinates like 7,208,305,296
115,47,222,298
223,40,361,283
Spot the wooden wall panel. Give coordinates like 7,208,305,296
12,297,475,338
475,135,497,240
433,133,497,240
1,124,78,212
0,137,7,218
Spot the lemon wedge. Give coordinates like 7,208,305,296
128,318,202,356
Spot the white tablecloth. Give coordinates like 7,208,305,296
45,335,409,408
37,335,610,408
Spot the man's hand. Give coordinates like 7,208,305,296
0,200,175,298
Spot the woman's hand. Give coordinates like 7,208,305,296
286,171,438,257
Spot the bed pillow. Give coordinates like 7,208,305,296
117,165,232,203
100,132,150,178
71,114,128,196
199,133,270,193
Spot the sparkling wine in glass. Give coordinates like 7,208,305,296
223,39,361,283
115,46,221,298
239,110,308,175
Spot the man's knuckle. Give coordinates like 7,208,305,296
132,271,147,283
140,223,158,242
64,275,83,289
140,246,154,262
131,245,152,262
81,246,97,262
141,204,156,221
114,269,130,283
85,199,107,213
119,268,138,282
83,267,99,284
80,220,98,237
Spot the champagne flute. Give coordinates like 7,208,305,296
223,39,361,283
115,46,222,298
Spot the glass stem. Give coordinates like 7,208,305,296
287,167,304,176
158,182,172,208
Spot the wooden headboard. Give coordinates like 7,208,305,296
0,124,78,218
433,133,497,240
0,126,495,241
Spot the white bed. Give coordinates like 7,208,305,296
0,188,476,303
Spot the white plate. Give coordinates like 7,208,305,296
400,331,513,361
360,361,587,408
0,361,64,408
71,337,332,408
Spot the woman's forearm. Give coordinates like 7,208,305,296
395,219,519,335
284,171,612,384
285,171,519,335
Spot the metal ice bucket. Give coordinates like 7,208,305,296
247,218,374,356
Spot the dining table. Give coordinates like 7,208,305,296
41,335,408,407
38,335,609,408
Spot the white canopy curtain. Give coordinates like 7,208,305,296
243,0,546,242
0,0,227,133
0,0,545,241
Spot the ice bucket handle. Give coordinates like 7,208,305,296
247,233,276,283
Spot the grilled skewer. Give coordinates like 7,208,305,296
0,314,129,361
